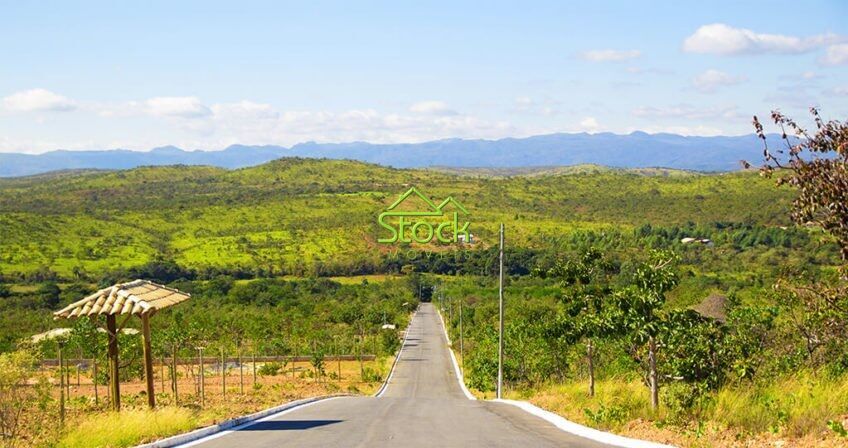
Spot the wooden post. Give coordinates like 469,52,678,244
172,346,178,405
336,338,341,380
221,347,226,397
358,331,364,379
141,313,156,408
93,357,99,405
252,352,257,388
292,346,297,379
106,314,121,411
198,347,205,408
76,348,82,387
239,348,244,394
160,355,165,394
58,342,65,426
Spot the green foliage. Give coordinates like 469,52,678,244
0,349,51,445
583,404,628,429
258,362,282,376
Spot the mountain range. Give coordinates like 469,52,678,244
0,132,775,177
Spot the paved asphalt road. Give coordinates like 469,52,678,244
184,303,613,447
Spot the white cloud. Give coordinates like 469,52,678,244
408,100,457,116
692,69,747,93
683,23,844,55
512,96,558,116
632,104,739,121
820,43,848,65
579,117,599,132
831,86,848,96
2,88,76,112
146,96,212,118
580,49,641,62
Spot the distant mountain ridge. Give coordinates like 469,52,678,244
0,132,775,177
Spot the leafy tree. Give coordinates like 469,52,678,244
615,250,678,410
750,108,848,265
543,248,616,396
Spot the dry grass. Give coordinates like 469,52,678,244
32,357,393,448
58,407,196,448
493,372,848,447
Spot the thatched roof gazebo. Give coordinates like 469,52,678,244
53,280,190,410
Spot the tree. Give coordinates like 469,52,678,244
750,108,848,266
615,250,678,410
750,109,848,371
543,248,616,396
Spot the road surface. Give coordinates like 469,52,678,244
184,303,613,447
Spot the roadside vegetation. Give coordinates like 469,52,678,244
439,110,848,447
0,111,844,446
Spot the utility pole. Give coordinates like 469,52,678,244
459,297,464,376
497,223,504,399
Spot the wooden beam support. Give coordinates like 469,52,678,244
141,313,156,409
106,314,121,411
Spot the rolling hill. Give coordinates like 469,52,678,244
0,158,796,279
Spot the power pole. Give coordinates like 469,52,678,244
497,223,504,399
459,298,464,376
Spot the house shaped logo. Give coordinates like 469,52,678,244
378,187,471,244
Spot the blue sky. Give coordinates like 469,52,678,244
1,0,846,153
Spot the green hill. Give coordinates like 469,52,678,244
0,158,795,279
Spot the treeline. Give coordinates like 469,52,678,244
441,247,848,422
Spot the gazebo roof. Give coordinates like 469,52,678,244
54,279,190,320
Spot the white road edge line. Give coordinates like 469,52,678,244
437,305,676,448
437,306,476,400
140,396,344,448
375,306,418,397
147,305,419,447
493,399,677,448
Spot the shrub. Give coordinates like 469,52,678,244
258,362,282,376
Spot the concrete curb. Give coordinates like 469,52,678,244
144,307,419,447
374,306,419,397
137,394,348,448
437,306,476,400
436,304,675,448
493,399,677,448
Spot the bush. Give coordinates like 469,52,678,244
258,362,282,376
361,366,382,383
0,349,52,447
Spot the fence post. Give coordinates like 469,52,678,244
221,347,226,397
93,357,99,405
58,342,65,426
239,348,244,394
198,347,205,408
